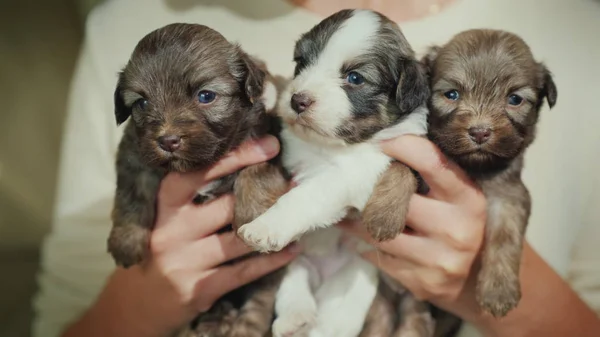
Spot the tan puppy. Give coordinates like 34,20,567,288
424,29,557,317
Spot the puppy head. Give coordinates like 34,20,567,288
278,9,429,146
114,23,266,172
425,29,558,172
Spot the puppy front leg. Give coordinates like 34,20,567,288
272,257,319,337
108,150,163,268
362,161,417,242
232,162,289,231
238,174,350,252
476,179,531,317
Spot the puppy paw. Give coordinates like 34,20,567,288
237,220,292,253
365,221,404,242
107,225,150,268
272,307,317,337
476,275,521,317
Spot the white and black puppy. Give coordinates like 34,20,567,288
236,9,430,337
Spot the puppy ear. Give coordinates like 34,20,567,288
539,64,557,109
395,59,430,114
114,72,131,125
231,46,266,104
421,45,440,75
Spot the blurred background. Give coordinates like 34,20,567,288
0,0,102,335
0,0,599,336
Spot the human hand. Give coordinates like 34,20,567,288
85,136,298,337
339,135,487,318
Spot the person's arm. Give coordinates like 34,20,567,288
61,269,168,337
467,242,600,337
340,135,600,337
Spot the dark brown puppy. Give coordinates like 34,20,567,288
110,23,286,337
423,29,557,317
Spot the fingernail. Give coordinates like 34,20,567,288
256,136,279,157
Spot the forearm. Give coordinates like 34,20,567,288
61,269,171,337
467,242,600,337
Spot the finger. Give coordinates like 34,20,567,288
159,136,280,207
379,135,478,203
199,248,298,303
191,231,255,270
338,195,449,237
340,220,437,265
154,195,234,237
360,250,423,296
204,136,280,182
405,194,462,236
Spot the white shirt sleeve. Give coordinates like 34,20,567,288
568,166,600,315
30,30,122,337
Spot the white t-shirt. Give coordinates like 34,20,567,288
32,0,600,336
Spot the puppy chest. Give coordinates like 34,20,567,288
300,227,354,281
281,129,392,209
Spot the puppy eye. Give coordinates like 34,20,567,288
443,90,460,101
133,98,148,111
198,90,216,104
508,94,524,106
346,71,364,85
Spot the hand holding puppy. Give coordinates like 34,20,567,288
340,135,487,315
64,137,298,337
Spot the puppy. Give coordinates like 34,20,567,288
236,9,430,336
424,29,557,317
110,23,285,336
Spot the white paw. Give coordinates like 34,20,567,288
272,307,317,337
237,219,293,253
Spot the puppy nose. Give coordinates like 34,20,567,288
158,135,181,152
468,127,492,144
291,92,313,114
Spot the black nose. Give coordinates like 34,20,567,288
468,127,492,144
291,92,314,114
158,135,181,152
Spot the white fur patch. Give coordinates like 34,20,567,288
261,80,277,111
239,125,391,336
278,10,381,137
238,126,394,252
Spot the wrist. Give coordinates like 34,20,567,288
63,268,177,337
445,242,600,337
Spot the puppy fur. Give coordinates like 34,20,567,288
235,9,430,337
110,23,285,337
424,29,557,317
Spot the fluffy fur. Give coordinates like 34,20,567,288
235,9,431,337
424,29,558,317
109,23,284,337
